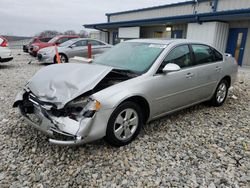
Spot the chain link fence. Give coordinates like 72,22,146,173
9,39,30,49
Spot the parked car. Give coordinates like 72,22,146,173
23,37,52,53
0,36,9,47
37,38,112,63
0,36,13,63
14,39,238,147
29,35,79,57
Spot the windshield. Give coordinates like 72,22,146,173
48,36,60,43
59,39,78,47
93,42,165,73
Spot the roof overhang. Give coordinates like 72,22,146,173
84,8,250,30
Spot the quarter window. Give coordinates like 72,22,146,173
192,44,214,65
163,45,192,68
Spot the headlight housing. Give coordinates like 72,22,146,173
82,98,101,118
33,46,39,51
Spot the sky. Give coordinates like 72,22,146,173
0,0,187,36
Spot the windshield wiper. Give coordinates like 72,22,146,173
113,69,139,77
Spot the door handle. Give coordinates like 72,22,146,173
186,72,194,78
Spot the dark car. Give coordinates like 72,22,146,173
23,37,52,53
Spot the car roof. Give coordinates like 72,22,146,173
127,38,209,46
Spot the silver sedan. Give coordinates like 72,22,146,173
14,39,238,147
37,38,112,63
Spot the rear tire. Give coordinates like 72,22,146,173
105,101,143,147
209,79,229,107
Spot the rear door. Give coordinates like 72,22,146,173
190,44,223,100
88,40,110,56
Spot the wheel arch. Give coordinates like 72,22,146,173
121,96,150,124
53,53,68,63
221,75,231,87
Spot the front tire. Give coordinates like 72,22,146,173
54,54,68,63
210,79,229,107
105,101,143,147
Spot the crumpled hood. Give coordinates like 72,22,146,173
27,63,113,109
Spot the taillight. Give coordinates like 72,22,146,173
0,40,8,47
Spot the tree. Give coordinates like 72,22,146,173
79,30,89,38
64,30,77,35
36,30,61,38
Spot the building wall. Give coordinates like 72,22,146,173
108,0,250,23
187,22,229,52
229,20,250,66
109,4,195,22
217,0,250,11
89,31,108,43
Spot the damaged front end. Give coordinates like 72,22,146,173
14,89,100,145
13,63,135,145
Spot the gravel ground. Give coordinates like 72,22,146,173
0,50,249,188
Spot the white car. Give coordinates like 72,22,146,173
0,36,13,63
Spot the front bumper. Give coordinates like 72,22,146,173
15,91,113,146
37,53,54,63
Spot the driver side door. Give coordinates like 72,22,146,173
150,44,199,118
68,40,88,58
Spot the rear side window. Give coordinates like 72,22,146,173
88,40,105,46
163,45,192,68
0,38,3,44
192,44,214,65
212,48,223,61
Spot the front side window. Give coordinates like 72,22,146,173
192,44,214,65
163,45,192,68
40,38,51,43
74,40,87,47
57,38,69,44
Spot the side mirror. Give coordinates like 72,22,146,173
163,63,181,73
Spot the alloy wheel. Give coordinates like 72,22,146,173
114,108,139,141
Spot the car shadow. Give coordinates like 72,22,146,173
0,64,15,69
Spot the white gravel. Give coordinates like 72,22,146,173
0,50,249,187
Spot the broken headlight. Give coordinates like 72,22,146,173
81,98,101,118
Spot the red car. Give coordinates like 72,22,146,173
23,36,52,53
29,35,79,57
0,36,9,47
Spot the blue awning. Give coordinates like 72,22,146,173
84,8,250,30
